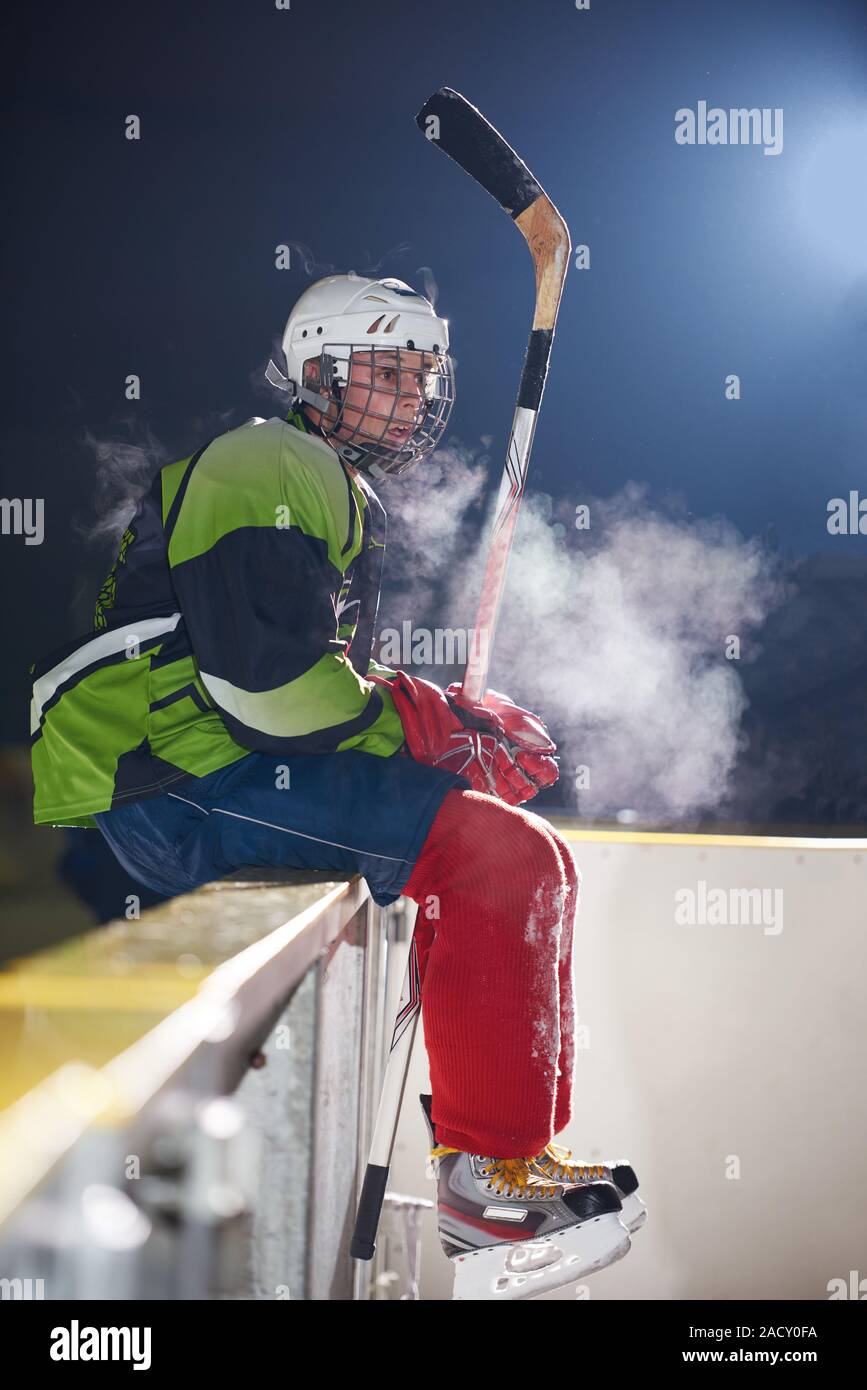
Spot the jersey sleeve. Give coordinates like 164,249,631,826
164,421,405,758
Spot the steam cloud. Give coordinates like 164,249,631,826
380,459,785,822
80,422,168,546
80,410,236,549
284,241,336,278
361,242,412,274
377,437,491,621
414,265,439,309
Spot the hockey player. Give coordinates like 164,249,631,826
30,274,643,1298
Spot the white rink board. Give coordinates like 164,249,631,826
388,830,867,1301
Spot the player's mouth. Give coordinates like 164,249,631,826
388,425,411,442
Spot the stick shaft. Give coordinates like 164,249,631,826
351,920,423,1261
461,194,569,701
462,402,539,701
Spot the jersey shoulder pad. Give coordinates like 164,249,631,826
166,416,360,573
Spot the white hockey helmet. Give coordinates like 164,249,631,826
268,273,455,480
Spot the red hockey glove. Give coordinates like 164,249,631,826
369,670,558,806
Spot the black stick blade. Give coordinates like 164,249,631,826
415,87,545,220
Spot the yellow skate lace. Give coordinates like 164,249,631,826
531,1142,607,1183
429,1145,559,1199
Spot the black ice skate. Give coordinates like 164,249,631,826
419,1094,631,1300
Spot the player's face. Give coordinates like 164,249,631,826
331,349,435,449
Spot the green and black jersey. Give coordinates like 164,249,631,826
30,411,403,827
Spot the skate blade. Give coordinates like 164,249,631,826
621,1192,647,1233
451,1213,631,1300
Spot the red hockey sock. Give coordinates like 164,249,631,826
403,788,580,1158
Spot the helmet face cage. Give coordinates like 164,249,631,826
308,344,455,480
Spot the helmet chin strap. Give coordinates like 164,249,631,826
296,384,337,416
332,428,394,477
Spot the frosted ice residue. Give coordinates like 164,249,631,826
530,1010,561,1078
524,879,565,947
525,876,564,1082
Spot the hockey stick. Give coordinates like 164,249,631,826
417,89,573,699
350,88,571,1266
